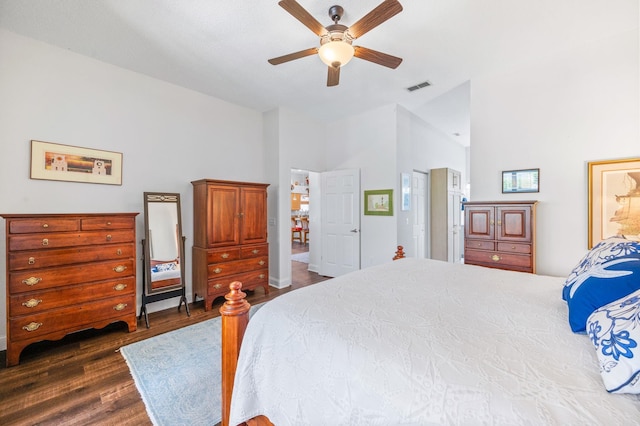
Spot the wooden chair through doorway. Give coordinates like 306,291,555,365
291,217,302,243
300,217,310,245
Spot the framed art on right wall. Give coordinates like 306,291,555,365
588,157,640,248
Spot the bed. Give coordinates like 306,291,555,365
221,247,640,425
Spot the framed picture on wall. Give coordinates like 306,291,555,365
401,173,411,211
502,168,539,193
364,189,394,216
30,140,123,185
588,157,640,248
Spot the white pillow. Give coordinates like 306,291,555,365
587,288,640,393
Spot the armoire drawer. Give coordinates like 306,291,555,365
241,244,269,259
206,247,241,263
207,256,268,278
207,269,269,297
497,242,531,254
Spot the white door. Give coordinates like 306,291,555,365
411,171,428,258
320,169,361,277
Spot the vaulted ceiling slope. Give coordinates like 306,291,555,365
0,1,635,147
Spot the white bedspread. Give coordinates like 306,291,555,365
229,258,640,425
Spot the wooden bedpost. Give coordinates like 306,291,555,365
393,245,405,260
220,281,251,426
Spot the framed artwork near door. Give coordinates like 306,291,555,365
588,157,640,248
401,173,411,211
364,189,393,216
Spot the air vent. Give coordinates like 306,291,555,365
406,81,431,92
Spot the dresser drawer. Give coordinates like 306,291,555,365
8,243,135,271
8,218,79,234
8,229,135,251
9,294,135,342
9,259,134,294
81,216,136,230
465,240,495,251
9,277,135,316
241,244,268,259
465,249,532,271
207,256,268,278
206,247,241,263
207,269,269,297
497,242,531,254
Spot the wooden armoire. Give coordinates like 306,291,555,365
191,179,270,311
463,201,537,273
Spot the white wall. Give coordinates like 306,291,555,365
471,26,639,276
325,105,398,267
263,107,326,288
0,30,267,350
396,106,467,257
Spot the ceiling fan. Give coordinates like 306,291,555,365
268,0,403,87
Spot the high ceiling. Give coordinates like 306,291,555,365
0,1,631,147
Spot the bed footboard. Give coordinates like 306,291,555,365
220,282,251,426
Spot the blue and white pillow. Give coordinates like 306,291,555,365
587,288,640,393
563,237,640,332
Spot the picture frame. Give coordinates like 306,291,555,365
30,140,123,185
364,189,393,216
401,173,411,211
502,168,539,193
588,157,640,248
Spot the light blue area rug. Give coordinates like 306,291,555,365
291,251,309,263
120,303,264,426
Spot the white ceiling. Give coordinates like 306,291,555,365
0,1,631,147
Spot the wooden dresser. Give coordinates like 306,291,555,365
192,179,270,311
2,213,138,366
463,201,537,273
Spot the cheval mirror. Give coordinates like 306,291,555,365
141,192,190,328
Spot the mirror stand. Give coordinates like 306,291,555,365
139,237,190,328
140,192,191,328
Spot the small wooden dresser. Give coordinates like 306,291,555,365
192,179,270,311
2,213,138,366
463,201,537,273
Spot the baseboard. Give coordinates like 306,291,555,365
269,276,291,289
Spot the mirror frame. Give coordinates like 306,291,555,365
141,192,189,327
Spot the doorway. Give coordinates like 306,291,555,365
291,169,312,286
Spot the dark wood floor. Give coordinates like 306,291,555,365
0,244,325,426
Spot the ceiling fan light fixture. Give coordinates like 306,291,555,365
318,40,354,67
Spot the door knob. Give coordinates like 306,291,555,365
350,229,359,233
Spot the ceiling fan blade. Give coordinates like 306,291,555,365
327,66,340,87
348,0,403,39
268,47,319,65
278,0,327,37
354,46,402,69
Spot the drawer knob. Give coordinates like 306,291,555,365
106,234,112,241
113,265,127,273
252,249,259,254
221,253,230,259
41,238,49,246
42,223,49,228
258,260,265,266
113,303,127,311
22,298,42,308
213,283,222,289
114,283,127,291
116,249,122,256
28,257,35,265
23,322,42,332
491,254,501,262
107,221,112,226
213,267,222,274
259,274,265,279
477,243,482,247
511,245,516,249
22,277,42,286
